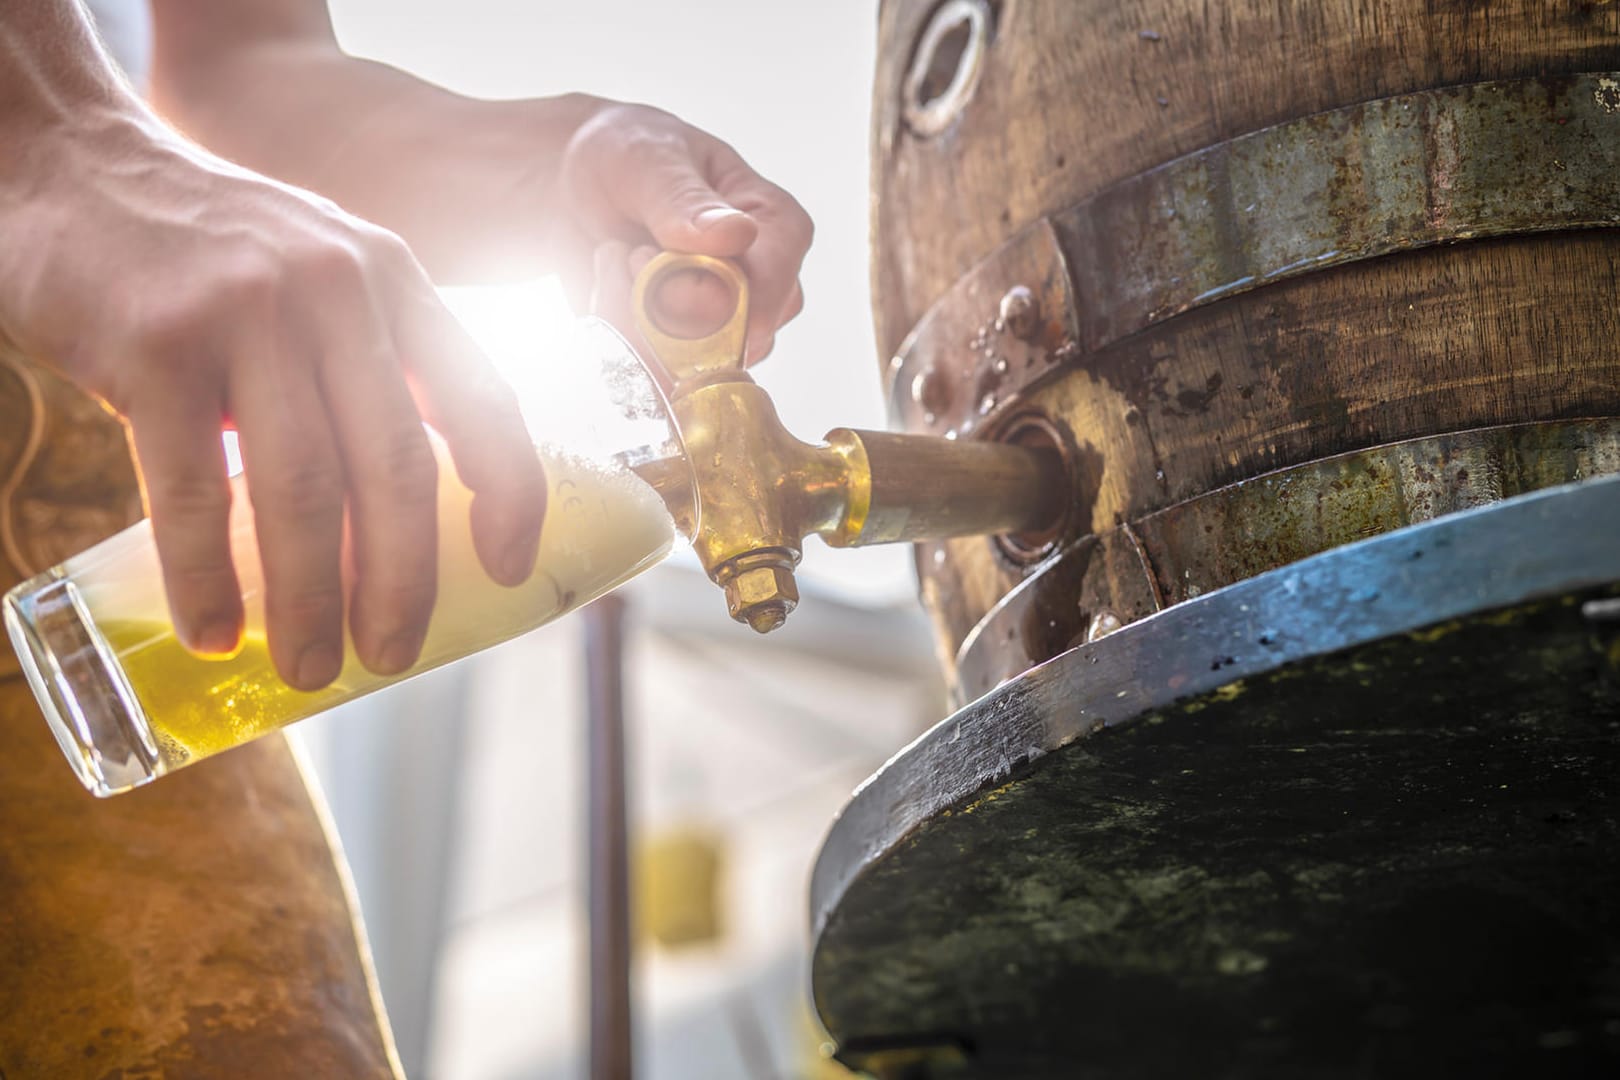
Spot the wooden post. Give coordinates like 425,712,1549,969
584,594,632,1080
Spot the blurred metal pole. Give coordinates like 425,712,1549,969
584,593,632,1080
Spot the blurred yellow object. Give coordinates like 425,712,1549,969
635,823,725,948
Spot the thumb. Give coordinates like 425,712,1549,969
610,145,759,255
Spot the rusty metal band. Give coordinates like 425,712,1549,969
887,73,1620,436
951,417,1620,705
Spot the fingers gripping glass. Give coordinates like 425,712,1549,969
2,305,721,796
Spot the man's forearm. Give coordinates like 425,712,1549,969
148,4,602,283
0,1,145,165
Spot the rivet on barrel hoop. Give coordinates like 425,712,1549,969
902,0,992,138
1086,610,1123,642
998,285,1040,341
910,363,953,421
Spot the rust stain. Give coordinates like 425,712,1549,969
1423,105,1459,231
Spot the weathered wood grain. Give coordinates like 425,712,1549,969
0,679,402,1079
875,2,1620,683
873,0,1620,356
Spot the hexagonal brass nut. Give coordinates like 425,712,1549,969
724,564,800,628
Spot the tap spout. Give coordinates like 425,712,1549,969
819,427,1064,548
631,251,1068,633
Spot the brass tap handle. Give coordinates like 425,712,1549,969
630,252,751,387
631,252,803,633
630,253,1069,635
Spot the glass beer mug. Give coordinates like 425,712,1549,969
4,317,695,797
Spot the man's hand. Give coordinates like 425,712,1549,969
0,96,545,690
145,2,814,362
553,103,812,364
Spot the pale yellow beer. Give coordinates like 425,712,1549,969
97,447,676,767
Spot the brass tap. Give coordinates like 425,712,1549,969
631,252,1066,633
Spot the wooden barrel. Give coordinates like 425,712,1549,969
872,0,1620,701
811,6,1620,1074
0,348,401,1077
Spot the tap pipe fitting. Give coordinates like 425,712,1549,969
631,253,1066,633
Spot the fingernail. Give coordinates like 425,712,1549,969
500,531,540,584
375,633,422,676
693,206,750,230
295,642,343,689
192,618,241,658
